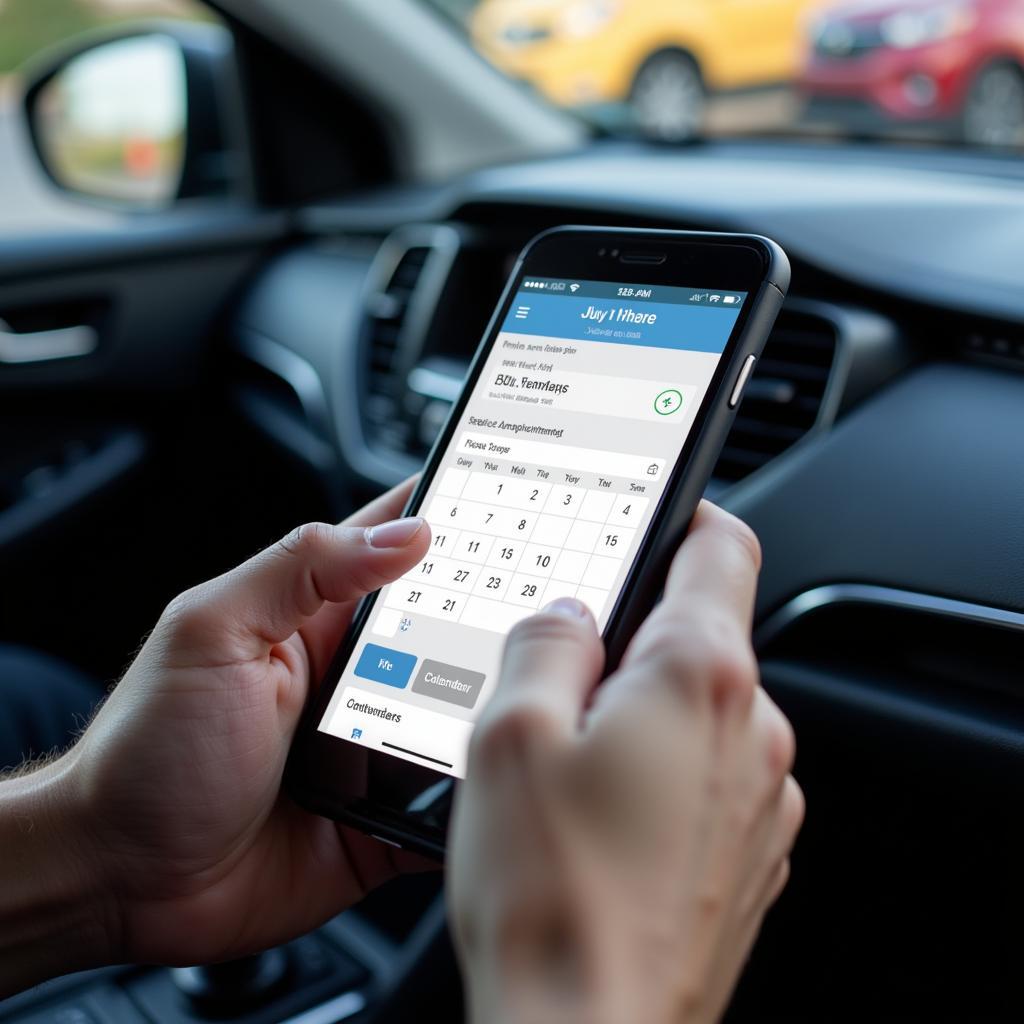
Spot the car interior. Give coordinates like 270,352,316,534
1,0,1023,1021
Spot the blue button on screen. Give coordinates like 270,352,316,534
354,643,417,689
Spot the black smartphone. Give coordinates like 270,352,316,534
287,226,789,857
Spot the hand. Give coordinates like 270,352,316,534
10,480,432,981
449,502,803,1024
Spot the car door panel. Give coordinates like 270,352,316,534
0,209,297,679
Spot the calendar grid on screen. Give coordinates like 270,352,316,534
377,463,651,637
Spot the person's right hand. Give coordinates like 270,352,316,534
448,501,803,1024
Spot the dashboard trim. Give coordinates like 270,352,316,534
236,328,336,442
232,225,908,497
408,363,463,403
343,223,463,488
364,223,463,385
755,583,1024,651
276,991,365,1024
786,298,903,428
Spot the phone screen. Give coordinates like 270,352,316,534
317,276,747,776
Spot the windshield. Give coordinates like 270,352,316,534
427,0,1024,150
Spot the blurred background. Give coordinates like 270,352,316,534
1,3,1022,1022
3,0,1024,229
447,0,1024,147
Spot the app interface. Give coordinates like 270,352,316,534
319,277,746,776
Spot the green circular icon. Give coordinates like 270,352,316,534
655,389,683,415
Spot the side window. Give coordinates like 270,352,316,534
1,0,227,229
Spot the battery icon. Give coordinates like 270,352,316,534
723,295,738,305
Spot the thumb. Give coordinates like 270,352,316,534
167,517,430,659
477,598,605,751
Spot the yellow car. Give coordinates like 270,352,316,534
471,0,822,138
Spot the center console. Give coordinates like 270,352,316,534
0,876,452,1024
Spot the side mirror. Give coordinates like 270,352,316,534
23,23,241,209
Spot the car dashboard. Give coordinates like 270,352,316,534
4,138,1023,1023
228,140,1024,1018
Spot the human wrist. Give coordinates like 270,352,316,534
461,927,713,1024
465,973,606,1024
465,972,655,1024
466,971,709,1024
461,937,643,1024
0,749,120,998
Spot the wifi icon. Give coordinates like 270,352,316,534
569,283,580,293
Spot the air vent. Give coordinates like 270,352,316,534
962,330,1024,368
715,309,838,482
362,245,432,456
360,225,462,463
364,245,428,446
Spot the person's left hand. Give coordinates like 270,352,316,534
64,480,432,968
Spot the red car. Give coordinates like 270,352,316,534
799,0,1024,145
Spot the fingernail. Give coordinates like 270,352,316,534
365,517,425,549
543,597,589,619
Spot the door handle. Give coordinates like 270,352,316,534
0,319,98,365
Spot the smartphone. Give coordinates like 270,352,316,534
287,227,789,856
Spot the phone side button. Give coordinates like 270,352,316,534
728,355,757,409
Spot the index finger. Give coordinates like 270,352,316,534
589,502,762,720
660,500,762,630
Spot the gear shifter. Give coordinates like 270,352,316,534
169,950,289,1013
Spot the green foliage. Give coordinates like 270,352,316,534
0,0,104,74
0,0,216,75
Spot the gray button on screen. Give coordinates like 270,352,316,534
411,659,486,710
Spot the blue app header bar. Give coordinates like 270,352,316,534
502,291,742,354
